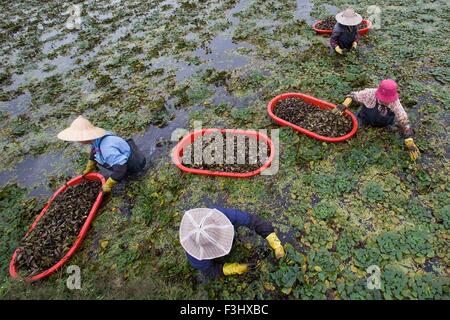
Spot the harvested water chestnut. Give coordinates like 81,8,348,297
15,179,101,277
273,98,353,137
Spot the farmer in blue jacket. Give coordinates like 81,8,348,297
179,206,285,279
57,115,146,193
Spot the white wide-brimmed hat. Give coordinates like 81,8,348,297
57,115,106,142
179,208,235,260
336,8,363,26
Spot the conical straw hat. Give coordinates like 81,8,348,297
336,8,363,26
179,208,235,260
57,115,106,142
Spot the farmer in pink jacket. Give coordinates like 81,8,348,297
333,79,421,160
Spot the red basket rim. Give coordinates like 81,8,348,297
9,173,105,282
267,92,358,143
172,128,275,178
312,19,372,35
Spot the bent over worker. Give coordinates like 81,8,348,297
333,79,421,160
57,115,146,193
330,8,362,55
179,206,285,279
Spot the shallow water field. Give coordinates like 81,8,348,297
1,0,449,299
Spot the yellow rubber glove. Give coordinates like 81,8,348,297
266,232,285,259
352,41,358,49
102,177,118,193
83,160,97,175
342,97,353,107
223,263,249,276
332,97,353,115
405,138,421,161
335,46,343,54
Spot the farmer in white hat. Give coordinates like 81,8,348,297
179,206,285,279
57,115,146,192
333,79,421,160
330,8,362,55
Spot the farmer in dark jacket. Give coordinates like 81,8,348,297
330,8,362,55
179,206,285,279
57,115,146,192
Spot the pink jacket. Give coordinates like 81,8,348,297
349,88,413,137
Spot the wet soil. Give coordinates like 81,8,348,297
15,179,101,277
273,98,353,137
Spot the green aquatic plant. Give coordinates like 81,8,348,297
7,115,37,138
409,273,449,300
335,230,363,260
354,247,383,269
310,172,357,198
403,229,434,259
270,244,305,295
407,198,433,223
303,223,335,251
375,231,405,261
313,201,337,221
0,184,43,279
230,108,257,126
337,273,379,300
438,206,450,230
362,181,386,204
380,265,409,300
202,69,231,87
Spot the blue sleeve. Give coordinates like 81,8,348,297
211,205,251,227
330,24,342,48
212,205,274,238
186,252,224,278
101,136,131,166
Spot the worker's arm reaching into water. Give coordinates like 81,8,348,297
333,80,420,161
181,207,285,279
57,115,146,193
330,8,362,55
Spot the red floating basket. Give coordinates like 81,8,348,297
312,19,372,36
172,128,275,178
9,173,105,282
267,92,358,143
